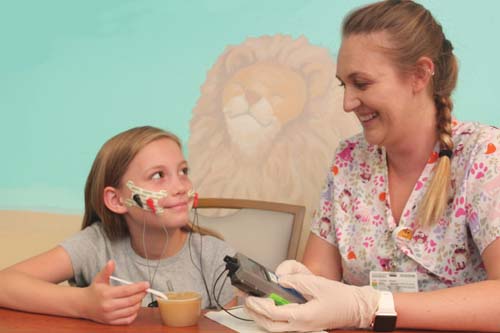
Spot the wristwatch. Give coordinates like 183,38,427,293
372,291,397,332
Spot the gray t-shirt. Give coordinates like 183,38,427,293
60,222,235,308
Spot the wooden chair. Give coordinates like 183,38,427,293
193,198,305,270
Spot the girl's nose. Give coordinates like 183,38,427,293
170,176,190,196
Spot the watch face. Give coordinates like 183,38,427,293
373,315,397,332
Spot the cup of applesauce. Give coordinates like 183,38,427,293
158,291,202,327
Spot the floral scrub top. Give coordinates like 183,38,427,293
311,121,500,291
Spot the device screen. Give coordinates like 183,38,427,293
246,257,277,282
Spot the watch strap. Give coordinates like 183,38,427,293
372,291,397,332
375,291,396,316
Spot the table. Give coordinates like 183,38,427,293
0,307,233,333
0,307,458,333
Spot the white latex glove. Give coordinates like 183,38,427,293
245,273,380,332
275,260,313,276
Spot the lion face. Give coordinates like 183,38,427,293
222,62,307,155
188,35,361,254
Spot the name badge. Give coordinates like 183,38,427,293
369,271,418,293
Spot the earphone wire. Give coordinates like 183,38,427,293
142,213,153,304
188,207,214,308
150,221,169,293
141,209,169,305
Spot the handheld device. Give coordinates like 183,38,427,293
224,253,306,305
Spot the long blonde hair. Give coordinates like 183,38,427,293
82,126,221,240
342,0,458,227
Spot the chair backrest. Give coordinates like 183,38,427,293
193,198,305,270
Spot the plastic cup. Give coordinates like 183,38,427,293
158,291,202,327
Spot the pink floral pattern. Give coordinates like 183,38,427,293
311,121,500,291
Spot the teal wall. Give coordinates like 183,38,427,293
1,1,499,213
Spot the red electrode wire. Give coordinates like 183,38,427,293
146,198,156,214
193,192,199,209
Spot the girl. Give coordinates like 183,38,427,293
0,126,236,324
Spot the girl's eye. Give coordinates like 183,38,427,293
180,167,189,176
152,171,164,180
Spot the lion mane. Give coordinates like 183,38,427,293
188,35,360,254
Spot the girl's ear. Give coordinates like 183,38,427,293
412,56,434,94
103,186,128,214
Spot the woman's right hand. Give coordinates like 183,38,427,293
80,260,149,325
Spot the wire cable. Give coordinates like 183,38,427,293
212,268,253,322
141,211,169,306
188,207,214,308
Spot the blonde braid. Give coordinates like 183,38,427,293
418,96,453,227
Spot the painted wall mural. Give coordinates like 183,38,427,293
187,34,361,255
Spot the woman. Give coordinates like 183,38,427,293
245,1,500,332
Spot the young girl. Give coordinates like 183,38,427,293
0,126,236,325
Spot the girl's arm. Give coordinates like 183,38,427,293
394,237,500,332
0,246,149,325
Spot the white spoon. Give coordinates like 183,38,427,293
110,276,168,300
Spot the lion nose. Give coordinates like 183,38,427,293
245,89,261,106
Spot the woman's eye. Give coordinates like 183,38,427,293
180,167,189,176
152,171,164,180
354,81,369,90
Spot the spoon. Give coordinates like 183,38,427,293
110,276,168,300
167,279,174,292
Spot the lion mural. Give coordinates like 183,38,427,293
187,34,361,256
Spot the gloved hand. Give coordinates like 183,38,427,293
275,260,313,276
245,273,380,332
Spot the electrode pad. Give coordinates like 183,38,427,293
125,180,168,215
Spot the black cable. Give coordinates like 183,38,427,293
214,263,228,301
212,268,253,322
217,268,228,302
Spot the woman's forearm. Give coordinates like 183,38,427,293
395,279,500,332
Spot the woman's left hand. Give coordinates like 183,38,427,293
275,260,313,276
244,273,380,332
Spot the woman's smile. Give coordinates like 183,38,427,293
357,112,379,124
